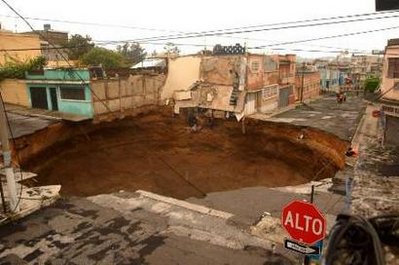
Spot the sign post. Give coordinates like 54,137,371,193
282,199,326,263
281,200,326,245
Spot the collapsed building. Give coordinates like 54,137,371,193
162,48,296,120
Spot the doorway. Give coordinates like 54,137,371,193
30,87,48,109
49,87,58,111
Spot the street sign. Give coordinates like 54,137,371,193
281,200,326,245
284,239,320,255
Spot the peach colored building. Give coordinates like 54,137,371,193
379,38,399,146
0,29,42,65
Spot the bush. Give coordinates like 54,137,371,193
0,56,46,81
364,78,380,93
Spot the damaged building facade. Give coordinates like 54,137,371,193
164,48,296,120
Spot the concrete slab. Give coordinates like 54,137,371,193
5,104,91,123
3,112,56,139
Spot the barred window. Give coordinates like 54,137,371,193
388,58,399,78
251,61,260,72
262,86,278,99
60,87,85,100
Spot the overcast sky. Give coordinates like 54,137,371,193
1,0,399,58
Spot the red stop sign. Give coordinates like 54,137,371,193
281,200,326,245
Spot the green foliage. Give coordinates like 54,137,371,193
0,56,47,81
364,77,380,93
81,47,125,68
66,34,95,60
163,42,180,56
117,42,147,65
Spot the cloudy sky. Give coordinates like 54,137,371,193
1,0,399,58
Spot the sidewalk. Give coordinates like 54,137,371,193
351,103,399,218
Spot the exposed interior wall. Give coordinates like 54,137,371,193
91,74,165,119
0,31,41,65
0,79,29,107
160,56,201,100
200,55,241,85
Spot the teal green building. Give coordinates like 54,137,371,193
25,68,94,118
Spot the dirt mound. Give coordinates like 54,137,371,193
25,109,347,199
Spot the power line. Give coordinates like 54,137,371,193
0,0,114,116
0,14,182,33
249,25,399,49
99,12,399,44
0,42,375,56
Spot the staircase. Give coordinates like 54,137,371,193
229,88,240,106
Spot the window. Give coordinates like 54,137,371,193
60,87,86,100
264,57,278,72
387,58,399,78
262,86,278,99
251,61,260,72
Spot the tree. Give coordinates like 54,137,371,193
66,34,95,60
80,47,125,68
364,77,380,93
163,42,180,56
117,42,147,65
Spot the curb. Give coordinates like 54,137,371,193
137,190,234,220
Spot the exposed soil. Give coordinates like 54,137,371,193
25,108,347,199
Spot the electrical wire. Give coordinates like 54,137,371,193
100,13,399,44
0,0,114,115
0,44,370,56
249,25,399,49
0,14,182,33
2,10,398,34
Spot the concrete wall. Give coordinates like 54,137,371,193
161,56,201,100
0,79,29,107
380,45,399,101
0,31,42,65
91,74,165,118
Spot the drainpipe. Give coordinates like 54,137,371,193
0,94,19,213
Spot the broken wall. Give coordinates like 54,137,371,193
91,74,165,119
0,79,29,107
200,55,243,86
161,56,202,100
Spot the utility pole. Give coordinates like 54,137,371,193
0,93,19,213
301,62,305,103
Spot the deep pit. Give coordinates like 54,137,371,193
23,108,349,199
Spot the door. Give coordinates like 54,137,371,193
30,87,48,109
279,86,291,108
244,93,256,115
49,87,58,111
